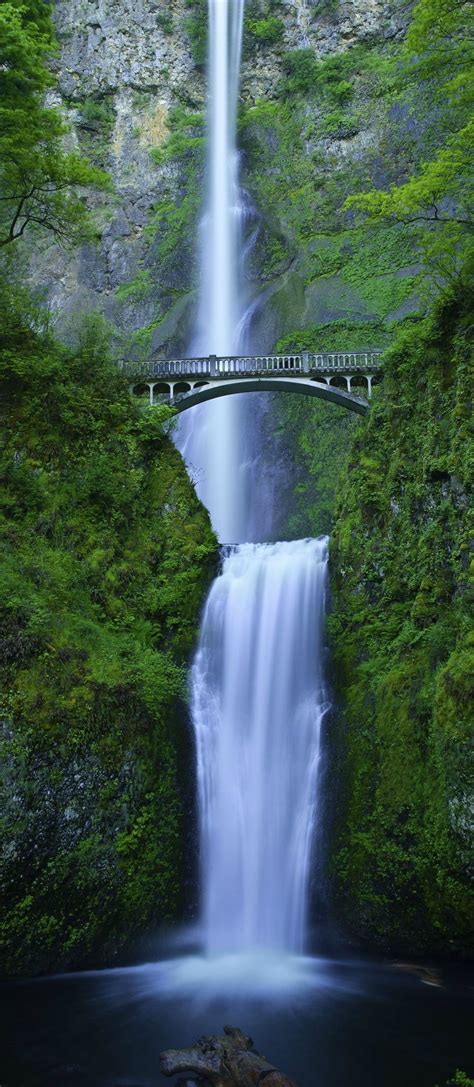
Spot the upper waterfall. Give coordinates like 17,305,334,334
192,0,245,355
176,0,254,545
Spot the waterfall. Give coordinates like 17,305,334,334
176,0,248,545
176,1,329,965
192,538,329,954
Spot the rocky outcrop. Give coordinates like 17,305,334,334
30,1,203,337
29,0,408,355
160,1026,297,1087
241,0,405,102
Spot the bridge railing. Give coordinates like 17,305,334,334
120,351,383,379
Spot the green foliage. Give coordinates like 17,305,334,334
0,1,110,249
280,48,321,95
319,108,359,137
151,107,205,167
281,47,357,101
0,281,217,976
345,0,474,276
272,321,387,535
275,395,358,537
77,97,115,134
328,278,474,953
184,0,208,68
245,14,285,46
115,269,152,303
276,320,388,355
239,38,421,320
149,188,201,266
146,106,204,294
346,120,473,231
441,1075,474,1087
156,11,174,35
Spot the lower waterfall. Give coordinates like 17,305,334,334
191,537,329,955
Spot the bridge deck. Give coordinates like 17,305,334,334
122,350,383,380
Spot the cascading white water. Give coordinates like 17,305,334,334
177,1,330,965
192,538,329,954
176,0,248,545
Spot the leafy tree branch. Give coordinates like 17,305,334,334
0,2,110,251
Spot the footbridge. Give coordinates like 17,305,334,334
124,350,383,416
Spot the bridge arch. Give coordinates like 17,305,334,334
150,377,370,416
131,382,152,399
151,381,171,403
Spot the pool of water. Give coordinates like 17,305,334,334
1,935,472,1087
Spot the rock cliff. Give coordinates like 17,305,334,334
37,0,409,359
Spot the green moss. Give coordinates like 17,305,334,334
114,269,152,303
0,288,217,977
328,278,474,954
75,95,116,166
156,12,173,34
184,0,207,69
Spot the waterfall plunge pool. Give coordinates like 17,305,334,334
1,939,472,1087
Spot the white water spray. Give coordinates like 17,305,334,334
192,538,329,954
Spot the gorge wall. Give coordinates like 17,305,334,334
2,0,471,975
39,0,410,357
37,0,416,538
0,300,217,977
329,280,473,955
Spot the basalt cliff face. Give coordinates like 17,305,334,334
39,0,408,358
36,0,413,541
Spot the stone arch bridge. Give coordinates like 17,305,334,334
124,351,383,416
